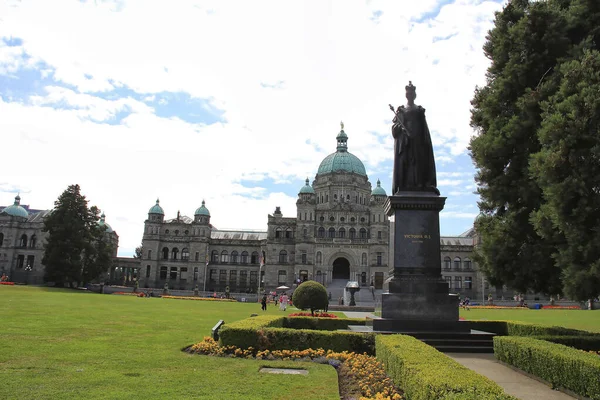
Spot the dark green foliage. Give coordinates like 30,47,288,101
494,336,600,398
470,0,600,297
532,335,600,351
465,320,595,336
291,281,328,316
219,316,374,354
283,317,366,331
42,184,113,286
133,244,143,259
376,335,516,400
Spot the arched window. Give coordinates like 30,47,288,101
231,251,238,264
328,228,336,238
251,251,259,264
171,248,179,260
211,250,219,263
147,249,152,259
275,227,282,238
454,257,461,270
241,251,249,264
443,256,451,270
316,251,322,265
220,250,229,263
361,253,367,266
285,229,292,239
464,258,472,270
349,228,356,239
162,247,169,260
338,228,346,238
29,235,37,248
318,227,325,238
181,248,189,260
20,234,27,248
0,232,3,247
279,250,288,264
146,265,151,278
359,228,367,239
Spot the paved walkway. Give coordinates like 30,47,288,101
448,353,575,400
343,311,378,319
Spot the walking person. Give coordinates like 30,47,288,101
261,293,267,311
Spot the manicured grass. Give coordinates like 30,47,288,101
0,286,339,400
460,308,600,332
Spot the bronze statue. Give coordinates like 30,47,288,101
390,81,439,195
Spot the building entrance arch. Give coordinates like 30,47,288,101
332,257,350,280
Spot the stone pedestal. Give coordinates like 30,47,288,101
372,193,465,333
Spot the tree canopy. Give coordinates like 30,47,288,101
291,281,328,316
470,0,600,300
43,184,113,286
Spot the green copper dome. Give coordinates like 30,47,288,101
194,200,210,216
372,179,387,196
299,178,315,194
2,195,29,219
149,199,164,215
98,212,114,233
317,123,367,177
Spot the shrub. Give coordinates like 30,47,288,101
376,335,516,400
465,320,595,337
292,281,328,316
494,336,600,399
532,335,600,351
283,316,365,331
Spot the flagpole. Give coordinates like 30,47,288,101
203,251,209,293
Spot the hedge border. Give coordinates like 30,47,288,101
218,316,374,354
376,335,516,400
494,336,600,399
466,320,597,337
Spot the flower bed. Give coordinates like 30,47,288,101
112,292,140,296
187,337,402,400
161,295,236,302
469,305,525,309
0,282,15,286
288,312,338,318
542,305,581,310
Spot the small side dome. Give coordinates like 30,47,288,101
299,178,315,194
98,212,114,233
194,200,210,216
372,179,387,196
149,198,164,215
2,194,29,219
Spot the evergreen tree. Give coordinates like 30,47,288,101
133,244,143,259
531,50,600,301
43,185,112,286
470,0,600,297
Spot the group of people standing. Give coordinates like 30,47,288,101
261,292,289,311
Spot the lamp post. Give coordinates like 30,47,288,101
257,262,264,296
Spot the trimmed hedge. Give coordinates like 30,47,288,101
532,335,600,351
218,315,374,354
283,316,366,331
376,335,516,400
494,336,600,399
466,320,595,337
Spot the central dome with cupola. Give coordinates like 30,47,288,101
317,122,367,177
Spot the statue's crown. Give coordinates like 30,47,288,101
405,81,416,94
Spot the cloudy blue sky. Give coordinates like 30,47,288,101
0,0,506,256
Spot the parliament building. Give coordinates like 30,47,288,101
0,126,483,298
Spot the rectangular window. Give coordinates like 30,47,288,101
221,253,229,263
219,270,227,283
229,270,237,285
209,269,217,283
376,252,382,266
454,276,462,289
278,270,287,284
160,266,167,279
26,255,35,269
285,230,292,239
239,270,248,287
377,231,382,239
374,272,384,289
147,250,152,259
146,265,151,278
16,255,24,269
170,267,177,280
250,271,258,285
194,267,199,281
195,252,199,261
445,276,452,288
465,276,472,289
301,252,307,264
180,267,188,280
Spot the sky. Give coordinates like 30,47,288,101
0,0,506,257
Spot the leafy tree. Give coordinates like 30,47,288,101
43,185,112,286
531,50,600,301
291,281,328,316
133,244,143,259
470,0,600,297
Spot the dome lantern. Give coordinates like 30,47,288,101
317,123,367,177
372,179,387,196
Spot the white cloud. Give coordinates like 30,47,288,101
0,0,506,255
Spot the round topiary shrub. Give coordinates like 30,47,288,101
292,281,329,316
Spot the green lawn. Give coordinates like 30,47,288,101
0,286,339,400
460,308,600,332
